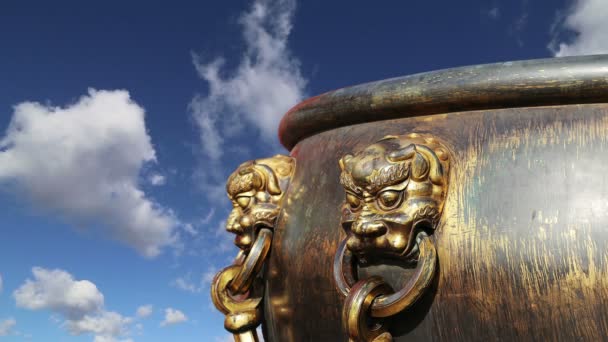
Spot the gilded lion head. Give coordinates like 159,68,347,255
225,154,295,252
338,134,449,261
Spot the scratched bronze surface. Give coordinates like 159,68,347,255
259,56,608,341
266,104,608,341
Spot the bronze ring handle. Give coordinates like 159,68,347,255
334,231,437,318
229,228,273,295
343,276,393,341
211,265,263,316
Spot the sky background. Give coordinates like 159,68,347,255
0,0,607,341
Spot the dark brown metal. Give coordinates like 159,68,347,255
242,55,608,341
268,101,608,340
335,231,438,319
279,55,608,150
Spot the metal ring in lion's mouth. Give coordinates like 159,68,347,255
333,231,437,318
229,228,273,295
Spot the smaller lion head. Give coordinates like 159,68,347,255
225,155,294,252
339,134,449,261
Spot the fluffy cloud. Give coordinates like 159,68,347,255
65,311,132,339
135,305,153,318
0,318,16,336
14,267,133,341
190,0,305,199
14,267,104,319
191,0,305,149
0,89,179,257
550,0,608,56
160,308,187,327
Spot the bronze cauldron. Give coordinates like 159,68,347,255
211,55,608,341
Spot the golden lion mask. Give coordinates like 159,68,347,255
339,134,449,261
225,154,295,252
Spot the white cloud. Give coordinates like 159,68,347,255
182,223,198,236
201,208,215,225
0,89,179,257
190,0,305,200
550,0,608,56
14,267,133,341
65,311,132,339
135,305,153,318
14,267,104,319
171,265,218,293
148,173,166,186
0,318,16,336
160,308,187,327
171,276,199,293
191,0,305,149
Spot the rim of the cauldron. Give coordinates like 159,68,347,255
278,54,608,151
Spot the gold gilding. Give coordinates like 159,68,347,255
225,155,295,252
336,134,449,341
211,155,295,341
338,134,449,261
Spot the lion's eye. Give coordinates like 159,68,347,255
346,193,361,210
377,190,402,210
236,197,251,208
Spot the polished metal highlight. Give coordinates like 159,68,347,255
334,134,450,341
210,155,295,341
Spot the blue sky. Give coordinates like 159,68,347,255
0,0,606,341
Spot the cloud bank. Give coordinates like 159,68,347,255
550,0,608,56
14,267,135,342
192,0,306,154
0,89,179,257
190,0,306,199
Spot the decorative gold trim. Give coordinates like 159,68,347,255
334,134,449,341
210,155,295,341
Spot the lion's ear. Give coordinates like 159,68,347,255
413,145,444,184
253,164,282,195
387,144,416,162
339,154,353,171
411,152,430,181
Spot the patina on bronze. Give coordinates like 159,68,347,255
213,55,608,341
211,155,294,341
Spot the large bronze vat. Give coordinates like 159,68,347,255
211,55,608,341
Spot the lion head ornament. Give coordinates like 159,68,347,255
225,155,295,252
339,134,450,261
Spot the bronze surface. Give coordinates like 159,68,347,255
211,155,295,341
334,135,448,340
337,134,449,260
265,103,608,341
279,55,608,150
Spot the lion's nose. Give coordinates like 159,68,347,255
226,221,243,234
352,220,387,238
